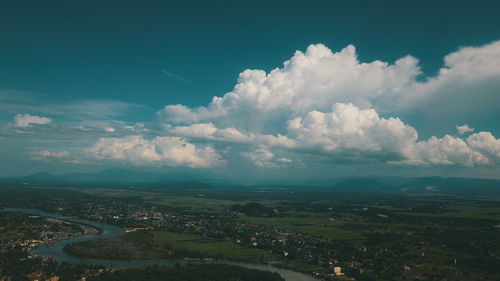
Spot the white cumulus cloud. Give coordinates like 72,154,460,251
456,124,474,135
87,135,222,168
405,135,489,166
400,41,500,129
12,114,51,127
287,103,417,154
30,150,81,163
167,122,296,147
244,146,293,168
34,150,70,159
153,41,500,169
32,41,498,174
467,132,500,160
287,103,498,166
159,43,421,129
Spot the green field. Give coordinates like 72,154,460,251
66,230,281,263
0,229,20,241
236,216,367,245
395,204,500,221
152,231,321,272
151,231,279,262
149,196,237,214
149,196,278,214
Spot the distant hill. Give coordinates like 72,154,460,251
0,169,223,185
399,176,500,195
230,203,276,217
0,171,499,196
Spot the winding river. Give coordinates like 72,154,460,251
1,208,318,281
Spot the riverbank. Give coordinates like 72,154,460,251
1,208,102,250
62,229,321,277
2,207,319,281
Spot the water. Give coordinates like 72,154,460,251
1,207,318,281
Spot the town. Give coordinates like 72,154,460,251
2,181,500,281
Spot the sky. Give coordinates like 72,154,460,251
0,0,499,182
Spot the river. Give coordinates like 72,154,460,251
1,207,318,281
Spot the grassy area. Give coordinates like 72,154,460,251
0,229,21,241
151,231,278,262
152,231,322,273
64,231,166,260
149,196,278,214
65,230,282,263
149,196,234,214
236,216,367,245
396,205,500,221
295,226,365,242
66,229,319,273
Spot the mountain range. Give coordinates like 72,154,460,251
1,169,499,196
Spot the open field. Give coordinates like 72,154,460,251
65,230,281,262
149,196,279,214
234,216,366,246
149,196,242,214
395,205,500,221
65,229,321,273
0,229,20,241
151,231,320,273
236,215,367,245
151,230,279,262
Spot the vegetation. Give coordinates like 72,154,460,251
86,264,284,281
64,231,168,260
149,196,249,214
2,178,500,280
236,215,367,244
152,230,278,262
230,203,276,217
0,248,103,281
64,230,280,262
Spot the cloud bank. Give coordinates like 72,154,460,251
7,41,500,174
152,41,500,169
87,136,222,168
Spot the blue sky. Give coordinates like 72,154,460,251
0,0,499,181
